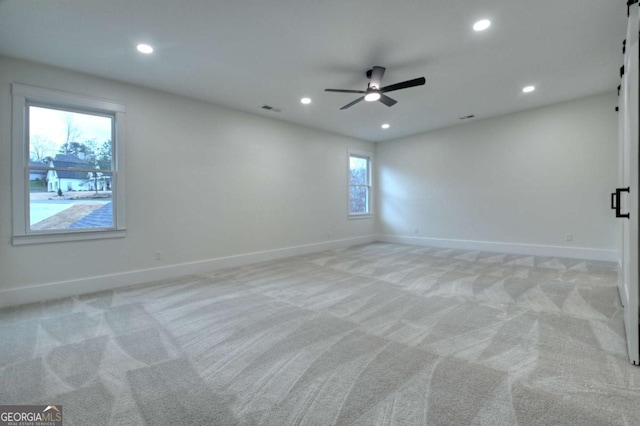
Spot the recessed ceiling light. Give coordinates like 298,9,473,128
522,85,536,93
136,43,154,54
381,123,390,129
473,19,491,32
300,97,311,104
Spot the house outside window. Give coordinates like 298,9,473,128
11,84,126,244
348,150,372,217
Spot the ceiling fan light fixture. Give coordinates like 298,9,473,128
364,92,381,102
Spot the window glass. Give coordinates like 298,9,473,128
349,153,371,215
28,106,114,231
349,156,368,185
349,186,369,214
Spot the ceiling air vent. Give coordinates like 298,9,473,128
459,115,475,120
261,105,282,112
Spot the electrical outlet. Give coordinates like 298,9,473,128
155,250,162,261
565,233,573,242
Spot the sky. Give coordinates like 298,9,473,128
29,105,112,156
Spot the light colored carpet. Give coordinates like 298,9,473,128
1,242,639,425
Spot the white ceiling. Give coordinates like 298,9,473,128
0,0,626,142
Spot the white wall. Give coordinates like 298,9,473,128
376,92,618,260
0,56,375,304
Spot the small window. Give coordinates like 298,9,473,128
12,84,126,244
348,151,372,216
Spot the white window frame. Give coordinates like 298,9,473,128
11,83,127,245
348,149,373,219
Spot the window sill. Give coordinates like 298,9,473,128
13,229,126,245
348,214,374,220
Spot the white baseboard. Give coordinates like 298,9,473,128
379,234,618,262
0,235,377,309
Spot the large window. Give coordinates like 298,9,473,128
12,84,126,244
349,151,372,216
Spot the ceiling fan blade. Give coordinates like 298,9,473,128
340,97,365,110
379,94,397,107
325,89,366,94
369,66,386,89
380,77,426,93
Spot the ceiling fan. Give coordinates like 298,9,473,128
325,66,426,110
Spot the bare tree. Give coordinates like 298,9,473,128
29,135,56,161
64,114,82,145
